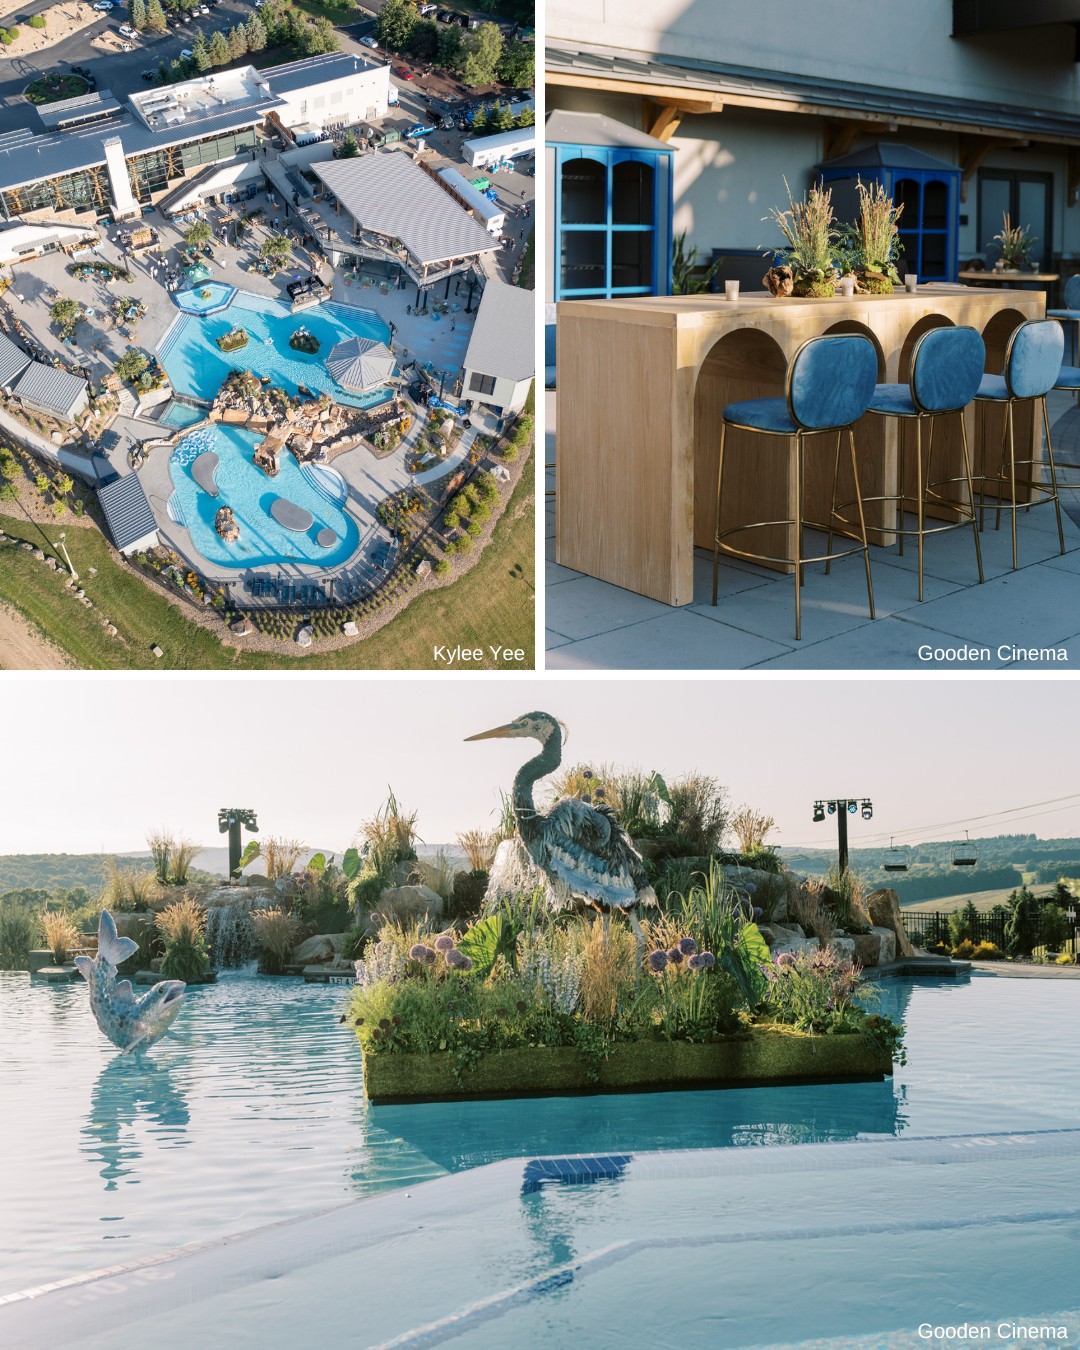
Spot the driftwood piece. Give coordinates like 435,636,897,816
762,265,794,298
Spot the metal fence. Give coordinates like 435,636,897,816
900,909,1073,950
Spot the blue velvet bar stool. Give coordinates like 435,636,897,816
1048,275,1080,365
711,333,877,641
972,317,1065,570
838,326,985,601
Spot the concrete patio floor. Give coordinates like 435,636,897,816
546,388,1080,671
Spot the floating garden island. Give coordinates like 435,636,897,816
351,878,904,1105
216,327,248,353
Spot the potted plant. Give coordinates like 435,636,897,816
836,179,904,294
764,180,839,298
992,214,1037,272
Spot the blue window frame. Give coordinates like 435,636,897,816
552,144,673,300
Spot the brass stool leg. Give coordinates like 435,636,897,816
1007,402,1018,570
794,432,803,641
915,415,925,602
994,410,1010,533
1042,396,1065,556
959,411,984,584
848,427,875,621
711,419,728,606
897,423,906,556
825,428,841,575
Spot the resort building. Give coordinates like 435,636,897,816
97,473,159,556
0,331,88,423
0,222,96,267
0,53,390,225
461,279,534,414
311,151,500,288
545,0,1080,290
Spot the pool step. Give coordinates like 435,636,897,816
166,491,186,527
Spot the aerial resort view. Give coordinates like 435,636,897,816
0,679,1078,1348
0,0,535,669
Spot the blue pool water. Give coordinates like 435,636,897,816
172,282,237,315
168,423,360,569
158,401,205,430
158,291,394,409
2,970,1079,1315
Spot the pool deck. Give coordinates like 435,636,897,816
546,386,1080,671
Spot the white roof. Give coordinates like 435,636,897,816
326,336,396,390
0,222,94,259
312,152,498,266
463,280,534,384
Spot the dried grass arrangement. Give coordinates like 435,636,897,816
764,180,839,298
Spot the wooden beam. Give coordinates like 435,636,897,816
547,70,1076,146
823,119,860,162
958,135,1011,203
648,105,684,142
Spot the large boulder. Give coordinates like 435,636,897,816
866,888,915,958
763,921,818,960
829,936,856,962
293,934,337,964
852,927,897,968
374,884,443,929
719,865,788,922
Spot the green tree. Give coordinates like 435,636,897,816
376,0,416,50
260,233,292,267
471,102,490,132
192,33,211,73
145,0,167,32
184,219,212,248
0,481,16,502
115,347,149,384
1004,886,1040,958
299,15,338,55
947,900,979,949
460,22,503,87
498,38,533,88
131,0,147,29
49,297,83,335
244,14,266,50
492,102,514,131
228,23,248,58
338,131,360,158
1041,903,1071,950
514,106,534,128
208,29,230,65
408,17,437,59
436,22,463,67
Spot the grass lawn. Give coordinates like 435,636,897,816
294,0,361,22
0,461,534,670
900,882,1060,914
24,74,88,106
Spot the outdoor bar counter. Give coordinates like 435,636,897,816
555,286,1045,606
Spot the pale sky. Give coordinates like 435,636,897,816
3,679,1078,855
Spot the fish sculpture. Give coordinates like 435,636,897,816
75,910,186,1054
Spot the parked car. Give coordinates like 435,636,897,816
140,68,156,80
197,5,209,14
395,66,413,79
180,47,193,57
118,22,138,36
359,34,377,48
91,1,114,11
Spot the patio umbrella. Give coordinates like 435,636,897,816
185,262,212,284
326,336,396,391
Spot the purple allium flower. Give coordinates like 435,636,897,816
409,943,432,962
378,1018,391,1030
355,1017,365,1026
666,946,683,965
393,1015,402,1027
743,882,757,894
646,949,668,973
582,769,594,779
776,952,795,968
370,915,381,927
496,1007,508,1018
445,949,473,971
374,940,384,955
698,951,716,968
677,937,697,956
515,1000,527,1013
371,1026,381,1041
752,906,763,920
434,934,455,953
687,954,705,971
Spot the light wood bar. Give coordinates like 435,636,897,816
555,286,1045,606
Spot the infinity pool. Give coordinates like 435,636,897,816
168,424,360,569
158,291,395,409
2,970,1079,1318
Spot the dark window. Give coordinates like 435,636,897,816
977,170,1052,269
469,372,496,395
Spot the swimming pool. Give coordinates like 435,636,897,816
168,424,360,570
172,282,237,316
158,291,395,410
2,970,1078,1325
158,401,206,431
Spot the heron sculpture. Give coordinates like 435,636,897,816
465,711,657,925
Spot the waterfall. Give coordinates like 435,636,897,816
205,899,264,969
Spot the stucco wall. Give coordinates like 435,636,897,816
546,0,1080,113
